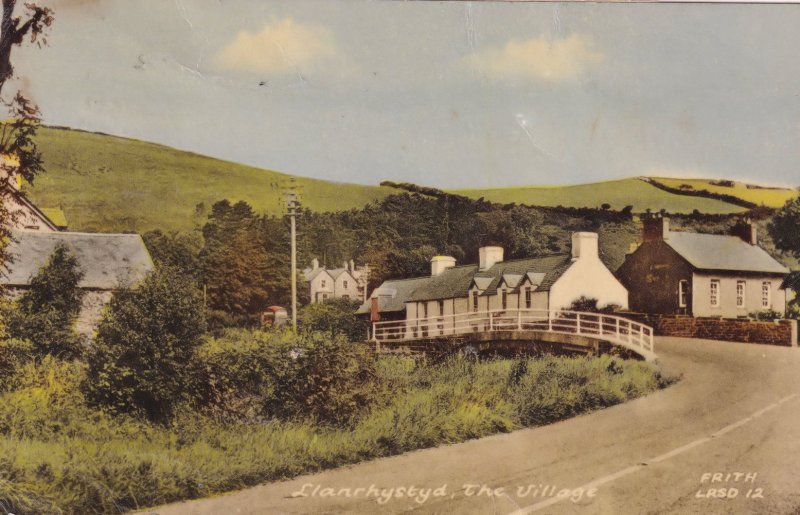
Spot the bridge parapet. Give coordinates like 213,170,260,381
372,309,656,361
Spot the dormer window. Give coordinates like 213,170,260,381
472,291,479,312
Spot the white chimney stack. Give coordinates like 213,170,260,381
479,246,504,271
311,258,319,270
571,232,599,261
431,255,456,277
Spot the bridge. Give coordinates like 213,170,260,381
371,309,656,362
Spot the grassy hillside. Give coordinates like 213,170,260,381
25,127,397,233
449,178,748,214
652,177,798,209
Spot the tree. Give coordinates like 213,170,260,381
768,197,800,256
6,243,84,358
0,1,53,95
298,297,369,342
0,2,53,321
84,267,206,423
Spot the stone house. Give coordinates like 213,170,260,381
2,231,154,338
358,232,628,322
303,258,369,303
616,215,789,318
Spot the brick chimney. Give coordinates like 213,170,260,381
642,214,670,242
431,255,456,276
731,219,757,245
479,246,504,271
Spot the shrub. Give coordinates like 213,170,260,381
298,297,369,342
0,338,34,391
194,330,380,427
84,267,206,423
6,244,84,358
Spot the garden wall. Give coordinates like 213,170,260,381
626,314,797,347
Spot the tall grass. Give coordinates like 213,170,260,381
0,352,672,514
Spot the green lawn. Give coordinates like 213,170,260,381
25,127,397,233
450,178,748,214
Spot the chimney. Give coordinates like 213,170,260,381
349,259,355,271
370,297,380,322
731,219,757,245
478,246,504,271
431,255,456,277
571,232,599,261
311,258,319,270
642,214,670,242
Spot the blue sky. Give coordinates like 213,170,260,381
12,0,800,188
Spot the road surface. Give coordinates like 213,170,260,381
150,337,800,514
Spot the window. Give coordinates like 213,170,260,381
341,294,349,300
438,300,445,316
736,281,746,308
343,280,348,289
525,287,532,309
678,280,688,308
762,282,771,309
472,291,479,312
321,279,326,288
710,280,720,308
501,289,508,310
422,302,428,319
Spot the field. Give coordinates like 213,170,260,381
450,178,748,214
651,177,798,208
24,127,397,233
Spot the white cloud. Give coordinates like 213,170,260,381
214,18,339,76
468,34,603,82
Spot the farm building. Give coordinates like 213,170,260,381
2,230,154,338
358,232,628,322
616,215,790,318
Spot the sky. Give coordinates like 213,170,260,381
10,0,800,188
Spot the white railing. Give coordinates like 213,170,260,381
371,308,655,360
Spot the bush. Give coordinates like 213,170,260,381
195,330,379,427
6,244,84,358
84,267,206,423
298,298,369,342
0,338,34,392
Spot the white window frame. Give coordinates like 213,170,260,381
736,281,746,308
710,279,720,308
678,280,689,308
762,282,771,309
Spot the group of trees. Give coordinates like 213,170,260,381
144,192,624,328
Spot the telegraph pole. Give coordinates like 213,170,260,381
286,188,300,331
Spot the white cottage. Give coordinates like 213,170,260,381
359,232,628,322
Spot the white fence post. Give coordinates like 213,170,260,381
517,311,522,330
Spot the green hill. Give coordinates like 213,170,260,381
27,127,772,235
449,178,749,214
25,127,397,233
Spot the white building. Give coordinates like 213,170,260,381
359,232,628,322
303,258,369,303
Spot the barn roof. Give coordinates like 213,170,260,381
3,231,154,289
664,232,789,275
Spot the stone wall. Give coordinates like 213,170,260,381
626,313,797,347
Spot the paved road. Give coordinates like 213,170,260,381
152,337,800,514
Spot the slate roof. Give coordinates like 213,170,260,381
664,232,789,275
3,231,154,289
303,267,329,282
405,254,572,303
356,276,432,314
